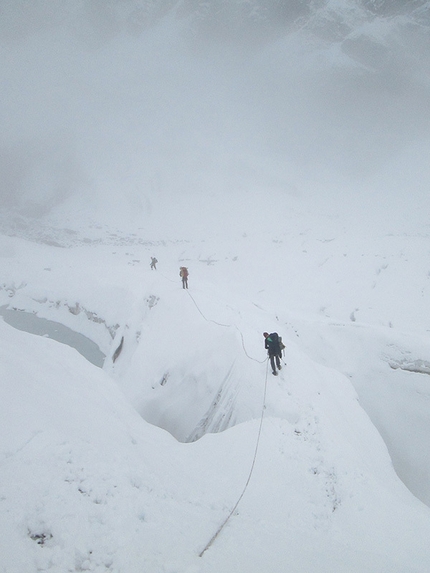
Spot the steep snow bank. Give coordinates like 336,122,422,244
1,318,430,572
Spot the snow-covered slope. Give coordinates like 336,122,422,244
1,2,430,571
1,208,430,571
2,286,430,573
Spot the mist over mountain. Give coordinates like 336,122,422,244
1,0,429,233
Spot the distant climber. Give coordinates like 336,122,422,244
179,266,189,289
150,257,158,270
263,332,285,376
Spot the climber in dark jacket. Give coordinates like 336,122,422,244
263,332,283,376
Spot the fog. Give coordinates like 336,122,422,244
1,0,430,232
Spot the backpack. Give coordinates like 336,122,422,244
180,267,188,278
269,332,279,344
270,332,285,354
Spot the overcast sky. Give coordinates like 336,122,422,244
1,0,429,220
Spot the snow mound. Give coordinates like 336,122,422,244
2,313,430,572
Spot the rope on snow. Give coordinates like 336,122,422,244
186,290,267,364
156,270,274,363
155,271,275,556
186,290,231,328
198,358,269,557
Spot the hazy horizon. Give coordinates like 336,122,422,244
1,0,429,230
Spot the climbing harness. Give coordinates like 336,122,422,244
198,358,269,557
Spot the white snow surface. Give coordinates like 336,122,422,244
1,3,430,571
1,200,430,572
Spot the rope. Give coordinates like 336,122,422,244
186,291,267,364
198,359,269,557
155,271,277,555
157,273,279,364
157,270,177,284
235,326,267,364
186,290,231,328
